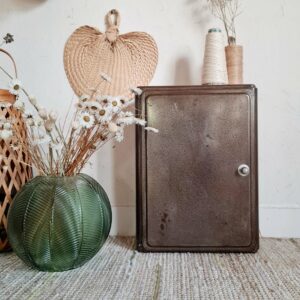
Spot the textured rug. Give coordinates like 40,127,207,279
0,237,299,300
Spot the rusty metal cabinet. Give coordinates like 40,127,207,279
136,85,258,252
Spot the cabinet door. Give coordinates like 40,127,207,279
136,86,258,252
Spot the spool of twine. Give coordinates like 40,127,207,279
225,45,243,84
202,28,228,85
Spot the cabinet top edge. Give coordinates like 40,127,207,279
138,84,256,91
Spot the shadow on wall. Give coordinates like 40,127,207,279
175,0,210,85
174,57,193,85
111,125,135,236
186,0,211,35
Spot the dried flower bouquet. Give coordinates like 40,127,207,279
207,0,242,45
0,46,156,176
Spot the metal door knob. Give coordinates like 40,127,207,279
238,164,250,177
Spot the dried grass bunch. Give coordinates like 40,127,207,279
0,39,156,176
207,0,242,45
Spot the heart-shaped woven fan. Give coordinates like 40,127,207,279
64,9,158,97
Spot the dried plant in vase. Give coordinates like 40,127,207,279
0,52,157,271
207,0,243,84
2,79,152,176
207,0,241,45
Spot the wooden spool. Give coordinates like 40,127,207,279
0,50,32,252
225,45,243,84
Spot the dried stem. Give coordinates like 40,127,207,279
207,0,242,45
0,61,147,177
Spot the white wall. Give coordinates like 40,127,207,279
0,0,299,237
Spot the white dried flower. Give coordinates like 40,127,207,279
44,119,54,132
123,98,135,108
35,103,42,111
115,128,124,142
117,116,135,125
3,123,12,130
145,127,159,133
8,79,22,96
100,72,112,82
117,116,146,126
27,118,35,126
34,117,43,127
97,107,112,123
108,122,118,133
2,166,8,171
0,129,13,140
108,97,122,113
135,118,147,126
76,102,85,110
120,97,128,104
38,108,48,120
28,95,37,106
130,87,143,96
121,111,134,118
14,99,25,111
86,101,101,113
24,111,34,118
79,112,95,129
49,110,58,121
24,112,38,126
79,95,90,103
96,95,110,103
106,96,114,102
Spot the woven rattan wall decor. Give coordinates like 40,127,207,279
64,9,158,98
0,50,32,252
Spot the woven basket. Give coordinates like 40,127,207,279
0,49,32,252
64,9,158,98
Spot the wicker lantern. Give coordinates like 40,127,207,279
0,50,32,252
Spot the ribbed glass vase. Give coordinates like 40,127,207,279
7,173,112,272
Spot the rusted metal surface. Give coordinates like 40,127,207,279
136,85,258,252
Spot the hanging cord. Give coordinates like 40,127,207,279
105,9,121,43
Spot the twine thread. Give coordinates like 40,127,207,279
105,9,121,43
202,29,228,85
225,45,243,84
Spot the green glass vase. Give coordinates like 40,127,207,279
7,173,112,272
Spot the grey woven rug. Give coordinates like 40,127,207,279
0,237,299,300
